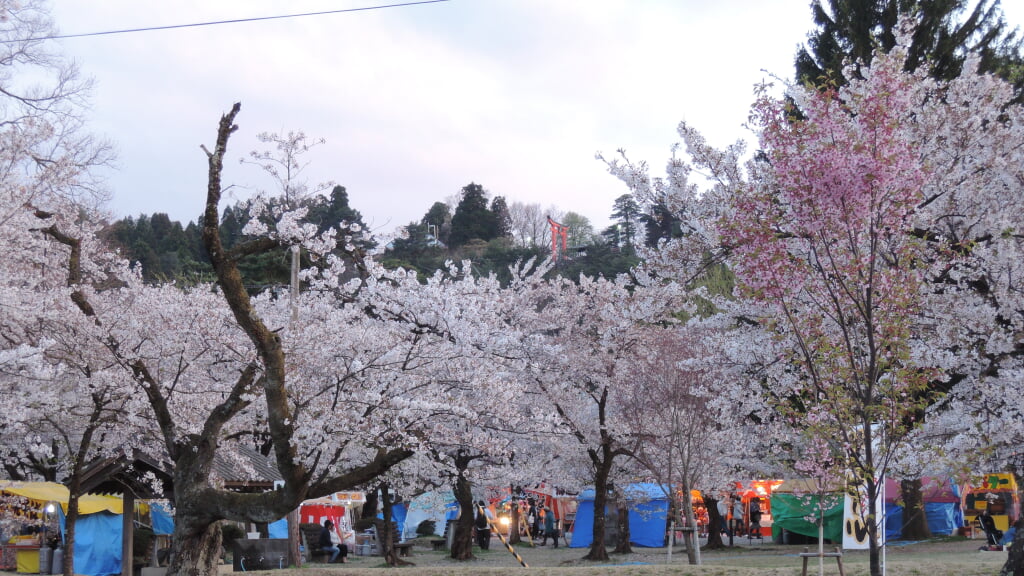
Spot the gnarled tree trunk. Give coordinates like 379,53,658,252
380,484,410,567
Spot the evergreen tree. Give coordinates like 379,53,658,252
641,200,683,248
490,196,512,239
796,0,1024,100
448,182,498,247
554,237,639,280
421,201,451,245
609,194,641,249
305,185,375,250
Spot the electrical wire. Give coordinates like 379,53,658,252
1,0,450,44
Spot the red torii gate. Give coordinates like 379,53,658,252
547,215,569,260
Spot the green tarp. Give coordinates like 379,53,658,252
770,493,844,543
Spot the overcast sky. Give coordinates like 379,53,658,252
49,0,1023,235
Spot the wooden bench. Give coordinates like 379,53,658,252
799,546,846,576
394,542,415,557
430,539,446,551
299,525,334,563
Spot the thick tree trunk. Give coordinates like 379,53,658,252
901,478,931,540
612,500,632,554
285,510,300,568
62,492,79,576
168,516,222,576
704,497,726,550
450,470,475,560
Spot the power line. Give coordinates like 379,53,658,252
2,0,450,44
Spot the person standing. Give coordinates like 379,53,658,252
749,498,763,536
731,495,745,537
540,505,558,547
526,499,539,538
475,501,491,550
717,496,732,538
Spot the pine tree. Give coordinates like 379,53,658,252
489,196,512,239
609,194,641,249
448,183,497,247
421,201,452,244
796,0,1024,100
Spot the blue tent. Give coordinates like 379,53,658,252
376,502,408,539
569,484,669,548
884,477,964,539
885,503,903,540
57,510,123,576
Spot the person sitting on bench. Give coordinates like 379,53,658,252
318,520,349,563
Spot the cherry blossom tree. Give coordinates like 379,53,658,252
601,32,1024,576
727,48,939,576
511,271,681,561
623,322,760,561
0,3,120,575
15,104,475,576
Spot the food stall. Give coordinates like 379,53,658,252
963,473,1020,534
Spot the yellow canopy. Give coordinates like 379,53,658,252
0,481,123,515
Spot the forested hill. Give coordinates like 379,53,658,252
102,183,664,286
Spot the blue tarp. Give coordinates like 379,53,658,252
885,503,902,541
925,502,961,536
569,500,595,548
375,503,408,539
885,501,962,539
150,502,174,536
58,510,122,576
569,484,669,549
268,517,289,539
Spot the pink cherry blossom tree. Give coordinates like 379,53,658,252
603,37,1012,576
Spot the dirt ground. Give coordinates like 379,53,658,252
2,536,1006,576
230,535,1008,576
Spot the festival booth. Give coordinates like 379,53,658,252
401,490,456,541
964,473,1020,534
734,480,783,538
883,477,964,539
296,492,363,533
569,484,670,549
0,481,139,576
769,479,845,545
